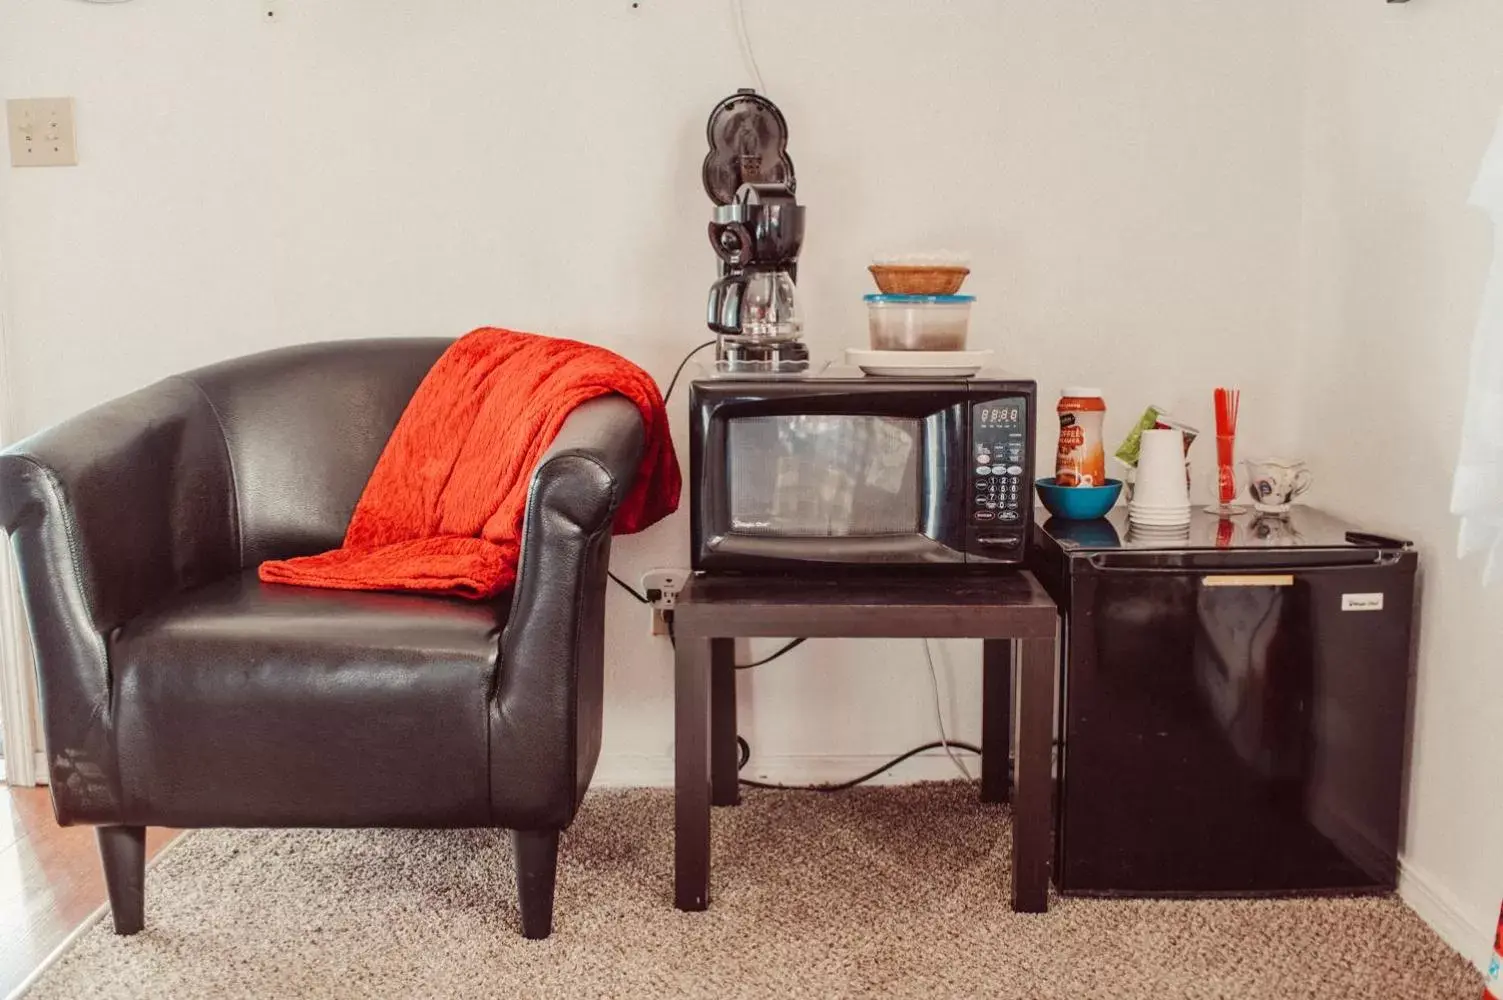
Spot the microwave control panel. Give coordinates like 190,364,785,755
971,398,1030,545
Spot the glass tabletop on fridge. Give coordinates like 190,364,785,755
1035,505,1409,553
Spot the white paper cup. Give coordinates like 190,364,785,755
1133,430,1192,509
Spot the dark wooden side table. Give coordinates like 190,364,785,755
672,571,1059,914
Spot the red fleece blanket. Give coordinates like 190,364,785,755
259,328,680,599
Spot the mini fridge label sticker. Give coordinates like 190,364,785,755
1342,592,1385,611
1203,575,1294,588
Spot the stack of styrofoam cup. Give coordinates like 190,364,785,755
1129,428,1192,529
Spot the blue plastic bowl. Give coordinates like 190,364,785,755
1034,477,1124,521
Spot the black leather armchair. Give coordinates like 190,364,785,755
0,338,645,939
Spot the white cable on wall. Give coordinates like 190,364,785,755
923,638,975,782
731,0,768,95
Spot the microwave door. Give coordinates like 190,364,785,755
698,406,970,569
728,414,923,537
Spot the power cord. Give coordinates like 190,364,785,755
608,571,650,604
662,340,716,407
731,0,768,96
732,639,991,791
658,627,992,790
605,340,715,608
736,735,987,792
923,638,975,782
738,637,805,669
664,612,805,670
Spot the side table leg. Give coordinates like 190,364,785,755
675,636,712,911
710,638,740,806
1012,635,1055,913
981,639,1012,804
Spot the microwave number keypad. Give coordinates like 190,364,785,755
972,400,1028,525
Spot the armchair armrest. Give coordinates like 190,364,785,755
492,394,646,829
0,376,237,821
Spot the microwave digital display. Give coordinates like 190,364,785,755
971,398,1029,528
977,405,1025,428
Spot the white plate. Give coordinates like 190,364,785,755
846,348,993,377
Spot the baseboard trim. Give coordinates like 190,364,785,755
1398,856,1496,974
591,751,979,790
0,554,38,788
3,752,49,787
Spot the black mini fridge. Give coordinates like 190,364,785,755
1032,507,1416,897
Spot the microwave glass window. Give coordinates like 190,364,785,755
726,415,922,536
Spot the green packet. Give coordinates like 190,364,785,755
1115,405,1164,467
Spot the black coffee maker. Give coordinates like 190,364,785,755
703,91,808,373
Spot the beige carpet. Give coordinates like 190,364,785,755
26,784,1481,999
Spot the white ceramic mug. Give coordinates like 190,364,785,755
1243,458,1312,514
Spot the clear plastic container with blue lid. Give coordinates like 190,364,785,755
863,293,976,351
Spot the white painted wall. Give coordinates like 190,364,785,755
0,0,1307,784
1298,0,1503,969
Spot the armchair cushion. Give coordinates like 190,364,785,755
109,570,506,829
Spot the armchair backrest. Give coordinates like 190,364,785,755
184,338,449,565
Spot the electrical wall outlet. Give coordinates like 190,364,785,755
640,569,689,636
7,98,78,167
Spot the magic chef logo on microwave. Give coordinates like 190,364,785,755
1341,593,1385,612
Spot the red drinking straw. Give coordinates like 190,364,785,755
1214,388,1240,504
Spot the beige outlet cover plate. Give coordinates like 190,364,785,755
7,98,78,167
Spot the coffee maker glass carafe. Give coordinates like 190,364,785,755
707,269,801,339
741,269,801,337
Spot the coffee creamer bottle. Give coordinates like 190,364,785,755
1056,388,1107,487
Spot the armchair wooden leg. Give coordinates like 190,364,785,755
512,829,560,940
97,825,146,935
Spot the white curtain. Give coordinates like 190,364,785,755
1453,111,1503,584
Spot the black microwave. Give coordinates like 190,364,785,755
689,370,1037,572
